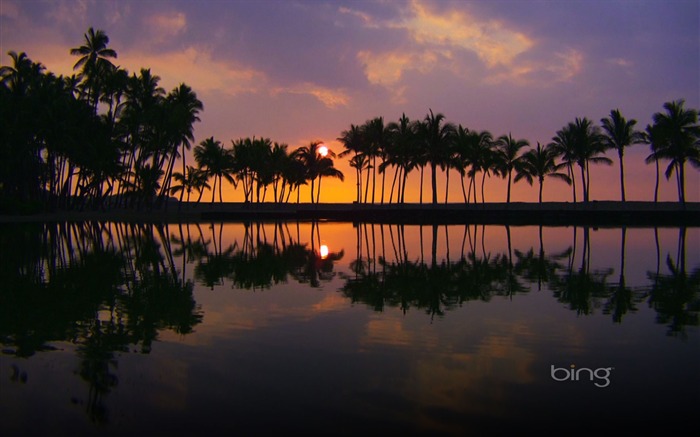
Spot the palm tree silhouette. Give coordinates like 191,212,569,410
418,109,456,204
338,124,365,203
495,133,529,204
515,142,571,203
553,118,611,203
600,109,643,202
193,137,235,204
643,124,663,203
650,99,700,205
70,27,117,111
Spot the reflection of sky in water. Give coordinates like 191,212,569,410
1,222,698,434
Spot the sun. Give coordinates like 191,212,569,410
318,145,329,157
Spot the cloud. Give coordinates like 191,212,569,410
119,45,265,96
349,1,586,90
272,82,350,108
397,0,533,68
145,11,187,41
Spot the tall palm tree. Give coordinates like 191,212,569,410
418,109,456,204
515,142,572,203
600,109,642,202
70,27,117,111
549,125,578,203
363,117,389,204
643,124,663,203
650,99,700,204
292,141,325,203
553,118,611,203
386,114,418,204
193,137,235,204
337,124,365,203
495,133,529,204
315,156,345,203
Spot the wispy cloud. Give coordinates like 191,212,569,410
272,82,350,108
397,0,533,68
145,11,187,41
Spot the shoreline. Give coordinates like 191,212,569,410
1,201,698,226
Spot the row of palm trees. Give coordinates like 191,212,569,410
1,27,697,210
170,136,344,205
338,102,699,205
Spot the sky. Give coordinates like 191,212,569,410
1,0,698,203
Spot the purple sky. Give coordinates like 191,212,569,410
2,0,698,202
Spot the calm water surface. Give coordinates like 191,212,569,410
1,221,698,435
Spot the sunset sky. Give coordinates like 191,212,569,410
1,0,698,203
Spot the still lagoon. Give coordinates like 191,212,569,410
1,221,698,435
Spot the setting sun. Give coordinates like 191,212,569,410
318,144,329,157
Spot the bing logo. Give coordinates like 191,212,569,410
550,364,613,388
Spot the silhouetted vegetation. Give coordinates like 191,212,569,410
2,28,698,212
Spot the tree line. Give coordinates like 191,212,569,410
338,104,700,205
1,27,698,212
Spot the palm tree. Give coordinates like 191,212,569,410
70,27,117,111
362,117,389,204
337,124,365,203
418,109,456,204
315,156,345,203
386,114,418,204
643,124,663,203
549,125,578,203
170,165,209,204
600,109,642,202
553,118,611,203
495,133,529,204
650,99,700,204
515,142,572,203
193,137,235,204
292,141,325,203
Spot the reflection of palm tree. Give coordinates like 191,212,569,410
646,227,699,337
604,227,644,323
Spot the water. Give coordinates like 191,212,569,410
1,221,698,435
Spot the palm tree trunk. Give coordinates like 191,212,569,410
372,156,377,204
218,175,223,203
310,178,315,203
679,161,686,204
389,167,399,204
380,163,386,204
507,170,512,204
419,166,424,204
401,167,408,203
444,167,450,204
538,177,543,203
316,176,322,203
653,158,659,203
364,166,371,203
481,171,487,204
431,163,438,204
618,149,626,202
461,174,467,204
579,163,587,203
